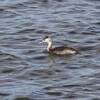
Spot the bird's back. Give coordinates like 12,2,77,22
50,46,78,55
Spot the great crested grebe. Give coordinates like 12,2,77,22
40,36,78,55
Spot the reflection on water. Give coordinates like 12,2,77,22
0,0,100,100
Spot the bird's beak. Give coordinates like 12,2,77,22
39,40,44,44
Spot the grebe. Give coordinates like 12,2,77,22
40,36,78,55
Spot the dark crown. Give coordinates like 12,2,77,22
44,36,49,40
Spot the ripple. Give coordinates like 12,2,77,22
79,46,94,51
34,56,47,60
0,92,10,96
17,28,36,34
0,8,4,12
95,22,100,25
0,0,100,100
13,97,33,100
1,68,14,74
46,91,63,96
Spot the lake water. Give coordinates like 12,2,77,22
0,0,100,100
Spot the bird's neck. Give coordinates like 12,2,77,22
47,42,52,52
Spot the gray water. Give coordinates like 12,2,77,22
0,0,100,100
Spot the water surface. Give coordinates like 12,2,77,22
0,0,100,100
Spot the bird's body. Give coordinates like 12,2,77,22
40,36,78,55
50,46,78,55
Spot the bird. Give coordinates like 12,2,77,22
40,36,78,55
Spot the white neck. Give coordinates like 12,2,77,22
47,41,52,51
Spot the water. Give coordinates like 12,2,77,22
0,0,100,100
